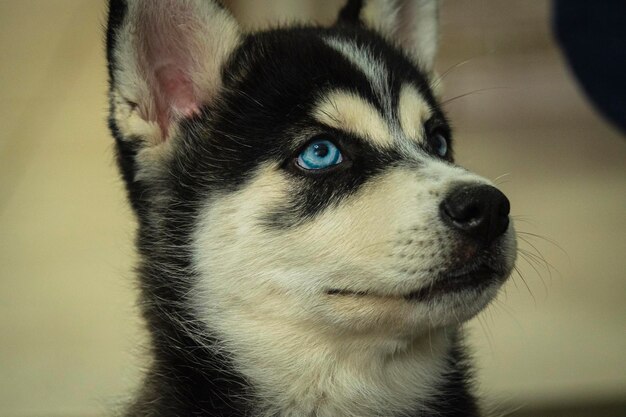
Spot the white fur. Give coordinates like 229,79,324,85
191,158,516,416
398,84,432,142
313,90,394,149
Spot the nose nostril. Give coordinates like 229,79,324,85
461,205,481,223
442,197,483,224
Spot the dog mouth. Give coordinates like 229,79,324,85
403,264,499,301
326,263,503,302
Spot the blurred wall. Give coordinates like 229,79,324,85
0,1,624,416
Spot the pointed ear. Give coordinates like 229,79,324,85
338,0,439,72
106,0,241,145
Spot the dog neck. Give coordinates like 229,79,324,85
206,308,457,417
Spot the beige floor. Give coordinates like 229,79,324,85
0,1,624,416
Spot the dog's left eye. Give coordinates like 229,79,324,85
296,139,343,170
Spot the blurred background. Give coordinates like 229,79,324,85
0,1,624,416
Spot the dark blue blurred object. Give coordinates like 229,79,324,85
553,0,626,133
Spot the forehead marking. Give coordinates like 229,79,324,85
398,84,432,144
313,90,393,148
324,37,393,118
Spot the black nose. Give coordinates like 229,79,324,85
440,184,510,245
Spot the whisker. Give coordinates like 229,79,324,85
517,250,550,295
493,172,511,184
431,58,475,89
516,231,568,256
510,215,536,226
486,401,527,417
517,235,560,277
517,245,556,276
517,249,552,282
440,86,511,107
513,265,536,306
509,271,520,291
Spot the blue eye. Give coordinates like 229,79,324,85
296,139,343,170
432,133,448,157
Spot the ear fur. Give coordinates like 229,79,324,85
106,0,241,145
339,0,439,72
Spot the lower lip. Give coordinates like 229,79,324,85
404,266,497,301
326,266,499,302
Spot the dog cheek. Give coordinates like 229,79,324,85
292,169,436,286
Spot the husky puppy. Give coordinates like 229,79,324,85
105,0,517,416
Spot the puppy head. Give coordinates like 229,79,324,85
106,0,516,343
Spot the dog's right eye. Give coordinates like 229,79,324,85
296,139,344,171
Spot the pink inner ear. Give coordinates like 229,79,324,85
136,1,205,140
154,64,201,137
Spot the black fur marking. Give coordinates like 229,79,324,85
425,335,481,417
337,0,364,24
105,0,126,82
